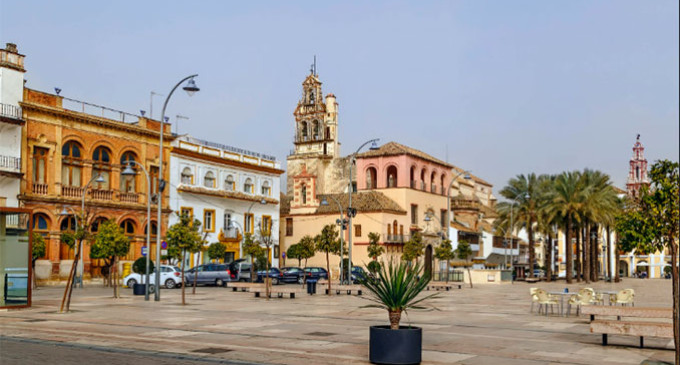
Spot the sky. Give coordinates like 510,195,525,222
1,1,678,193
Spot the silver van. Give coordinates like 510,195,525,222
184,264,231,287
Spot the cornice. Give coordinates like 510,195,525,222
172,147,284,175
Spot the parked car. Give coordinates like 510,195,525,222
124,265,182,290
184,264,231,287
228,259,252,282
533,269,545,278
280,267,305,284
303,267,328,281
340,265,367,284
256,268,282,285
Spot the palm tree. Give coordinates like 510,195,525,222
546,171,585,284
499,174,540,278
535,174,558,282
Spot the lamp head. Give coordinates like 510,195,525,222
183,78,200,97
54,87,61,95
260,199,267,205
463,171,472,180
60,207,69,216
140,110,146,116
121,163,136,176
95,175,106,183
369,140,380,150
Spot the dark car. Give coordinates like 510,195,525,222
340,266,367,284
303,267,328,281
228,259,252,282
280,267,305,284
256,268,282,285
184,264,231,287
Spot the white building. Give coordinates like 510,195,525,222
0,43,25,208
169,135,283,269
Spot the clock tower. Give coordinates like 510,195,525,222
626,134,649,198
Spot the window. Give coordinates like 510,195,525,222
223,212,232,230
92,146,112,190
204,171,216,188
61,141,82,187
441,210,447,229
411,204,418,225
60,215,77,231
354,224,362,237
204,210,215,232
300,121,308,140
119,219,136,235
285,218,293,236
366,167,377,189
261,215,272,234
181,167,193,185
33,214,50,231
225,175,235,191
312,120,320,139
244,178,253,194
180,207,193,219
420,169,426,190
301,184,307,204
150,166,159,194
386,165,397,188
261,181,271,196
145,222,158,236
90,217,107,233
120,152,137,192
244,213,254,234
32,146,48,184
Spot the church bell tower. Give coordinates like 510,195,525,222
626,134,649,198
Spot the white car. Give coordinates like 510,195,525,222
124,265,182,290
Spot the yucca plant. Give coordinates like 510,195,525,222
359,258,437,330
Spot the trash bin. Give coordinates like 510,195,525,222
133,283,146,295
307,279,317,295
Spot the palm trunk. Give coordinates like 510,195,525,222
584,220,591,284
667,238,679,364
389,310,402,330
614,232,621,282
591,226,599,282
605,226,611,281
575,226,581,282
546,231,553,282
566,219,573,284
528,220,535,278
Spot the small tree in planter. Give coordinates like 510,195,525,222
359,258,437,364
315,224,341,295
434,239,455,282
455,240,474,288
90,220,130,298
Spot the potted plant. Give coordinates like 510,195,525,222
359,259,437,365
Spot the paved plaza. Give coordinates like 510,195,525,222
0,279,675,364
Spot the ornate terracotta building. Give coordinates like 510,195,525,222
20,87,173,279
626,134,649,197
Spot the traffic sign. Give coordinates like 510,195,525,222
161,240,167,249
282,252,286,258
141,246,147,256
161,249,168,256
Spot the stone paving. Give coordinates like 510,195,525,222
0,279,675,364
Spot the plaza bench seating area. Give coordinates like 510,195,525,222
581,306,674,348
251,287,302,299
227,282,265,292
426,282,462,291
324,284,363,295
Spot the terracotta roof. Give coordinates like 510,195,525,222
280,191,406,216
356,142,453,168
450,221,479,234
451,166,493,187
612,186,626,195
480,204,498,218
177,185,279,205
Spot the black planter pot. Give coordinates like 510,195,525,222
369,325,422,365
132,283,146,295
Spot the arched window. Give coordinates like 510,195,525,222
204,171,216,188
430,171,437,193
301,121,308,140
366,167,377,189
243,178,253,194
420,169,427,191
32,147,49,185
144,222,158,237
119,219,136,236
60,215,77,231
92,146,112,190
61,141,83,187
225,175,235,191
181,167,193,185
309,90,315,104
120,151,137,193
261,181,271,196
635,166,640,180
410,166,416,188
312,120,320,140
440,174,446,195
393,220,398,237
90,217,108,233
301,184,307,205
386,166,398,188
33,213,50,232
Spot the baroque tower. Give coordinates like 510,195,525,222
626,134,649,197
287,69,348,195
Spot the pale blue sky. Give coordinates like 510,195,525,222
1,1,678,192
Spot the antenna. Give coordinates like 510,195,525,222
314,55,317,76
175,114,189,134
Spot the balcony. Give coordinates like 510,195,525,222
0,155,20,175
223,227,239,239
410,180,417,189
430,184,437,193
0,103,23,124
61,186,83,198
32,183,48,195
90,189,113,201
119,192,140,204
384,233,410,244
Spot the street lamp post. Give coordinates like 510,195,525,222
122,161,152,300
321,195,347,283
347,138,379,284
155,75,199,301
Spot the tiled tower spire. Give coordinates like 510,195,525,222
626,134,649,197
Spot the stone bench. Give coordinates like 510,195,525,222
426,282,461,291
251,287,301,299
581,306,674,348
324,285,363,295
226,282,264,292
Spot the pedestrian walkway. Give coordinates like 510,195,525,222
0,279,674,364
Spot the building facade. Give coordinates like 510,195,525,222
169,135,283,268
0,43,24,208
19,85,172,279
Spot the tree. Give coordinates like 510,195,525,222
455,240,473,288
59,211,90,313
31,233,46,289
207,242,227,263
315,224,341,295
242,232,265,283
297,235,316,268
402,231,423,263
286,244,303,267
132,256,154,276
434,239,455,282
166,214,204,305
366,232,384,276
90,220,130,298
616,160,678,363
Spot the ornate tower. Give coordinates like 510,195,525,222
626,134,649,197
287,69,347,195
